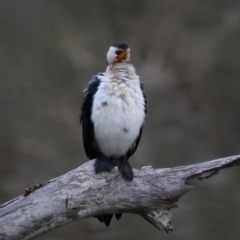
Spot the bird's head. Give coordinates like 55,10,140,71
107,42,130,65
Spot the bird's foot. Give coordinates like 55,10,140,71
95,157,133,181
95,157,111,174
120,160,134,181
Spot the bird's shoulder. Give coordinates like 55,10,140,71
83,73,104,93
80,74,101,123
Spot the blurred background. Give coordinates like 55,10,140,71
1,0,240,239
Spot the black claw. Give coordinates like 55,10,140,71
115,213,122,220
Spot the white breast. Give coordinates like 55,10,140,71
91,66,145,158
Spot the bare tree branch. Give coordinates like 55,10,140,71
0,155,240,240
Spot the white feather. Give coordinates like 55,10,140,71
91,64,145,158
106,46,118,64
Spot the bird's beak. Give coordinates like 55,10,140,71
117,51,128,61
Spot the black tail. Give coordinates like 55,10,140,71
95,214,113,227
95,213,122,227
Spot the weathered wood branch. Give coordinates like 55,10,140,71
0,155,240,240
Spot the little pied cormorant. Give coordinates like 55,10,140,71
80,42,147,226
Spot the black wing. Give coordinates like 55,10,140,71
126,82,147,159
80,76,102,159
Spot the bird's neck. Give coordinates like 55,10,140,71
106,63,133,83
107,62,131,70
106,62,136,82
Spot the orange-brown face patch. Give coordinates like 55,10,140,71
117,51,128,62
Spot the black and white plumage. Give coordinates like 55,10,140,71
80,42,147,226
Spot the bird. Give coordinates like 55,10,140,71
80,42,147,226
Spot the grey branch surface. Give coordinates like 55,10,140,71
1,155,240,240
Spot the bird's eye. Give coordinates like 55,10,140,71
115,50,122,55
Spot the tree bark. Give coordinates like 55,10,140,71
0,155,240,240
